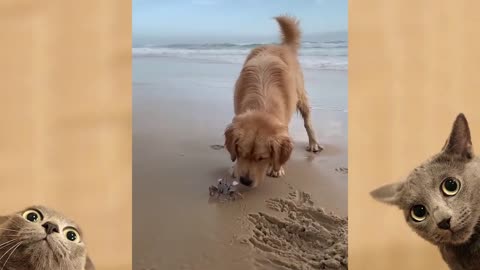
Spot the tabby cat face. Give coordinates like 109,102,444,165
0,206,89,270
371,114,480,245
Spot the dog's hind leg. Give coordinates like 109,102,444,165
297,79,323,153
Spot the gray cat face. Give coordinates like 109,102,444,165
371,114,480,245
0,206,91,270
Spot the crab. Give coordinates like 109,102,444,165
209,178,243,201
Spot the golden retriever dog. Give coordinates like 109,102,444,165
224,15,322,188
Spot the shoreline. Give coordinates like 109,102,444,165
132,55,348,73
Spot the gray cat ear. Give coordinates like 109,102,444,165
370,182,404,205
443,113,473,159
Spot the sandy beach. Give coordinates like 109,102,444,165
133,56,347,270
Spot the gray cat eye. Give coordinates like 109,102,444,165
410,205,427,222
441,177,460,196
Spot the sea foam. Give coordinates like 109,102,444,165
132,41,348,71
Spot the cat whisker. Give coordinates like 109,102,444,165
0,240,17,250
0,241,21,264
0,228,20,232
0,241,22,270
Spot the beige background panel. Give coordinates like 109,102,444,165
350,0,480,269
0,1,131,269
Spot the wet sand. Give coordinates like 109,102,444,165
133,56,347,270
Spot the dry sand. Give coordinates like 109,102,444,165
133,56,347,270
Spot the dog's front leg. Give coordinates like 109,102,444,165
267,166,285,178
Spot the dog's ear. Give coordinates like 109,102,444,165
271,136,293,171
224,124,238,162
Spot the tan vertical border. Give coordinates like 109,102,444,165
0,0,131,269
350,0,480,269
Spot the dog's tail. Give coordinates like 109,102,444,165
275,15,301,52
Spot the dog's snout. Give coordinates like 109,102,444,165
239,176,253,186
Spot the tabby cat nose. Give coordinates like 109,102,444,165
437,217,451,230
42,221,60,234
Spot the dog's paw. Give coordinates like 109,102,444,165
267,167,285,178
306,142,323,153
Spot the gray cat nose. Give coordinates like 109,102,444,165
437,217,451,230
42,221,59,234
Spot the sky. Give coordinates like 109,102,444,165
133,0,347,44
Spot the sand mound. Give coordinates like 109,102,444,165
245,191,348,270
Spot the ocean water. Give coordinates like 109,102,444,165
132,40,348,71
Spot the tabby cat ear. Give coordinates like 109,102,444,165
442,113,474,159
370,182,404,205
